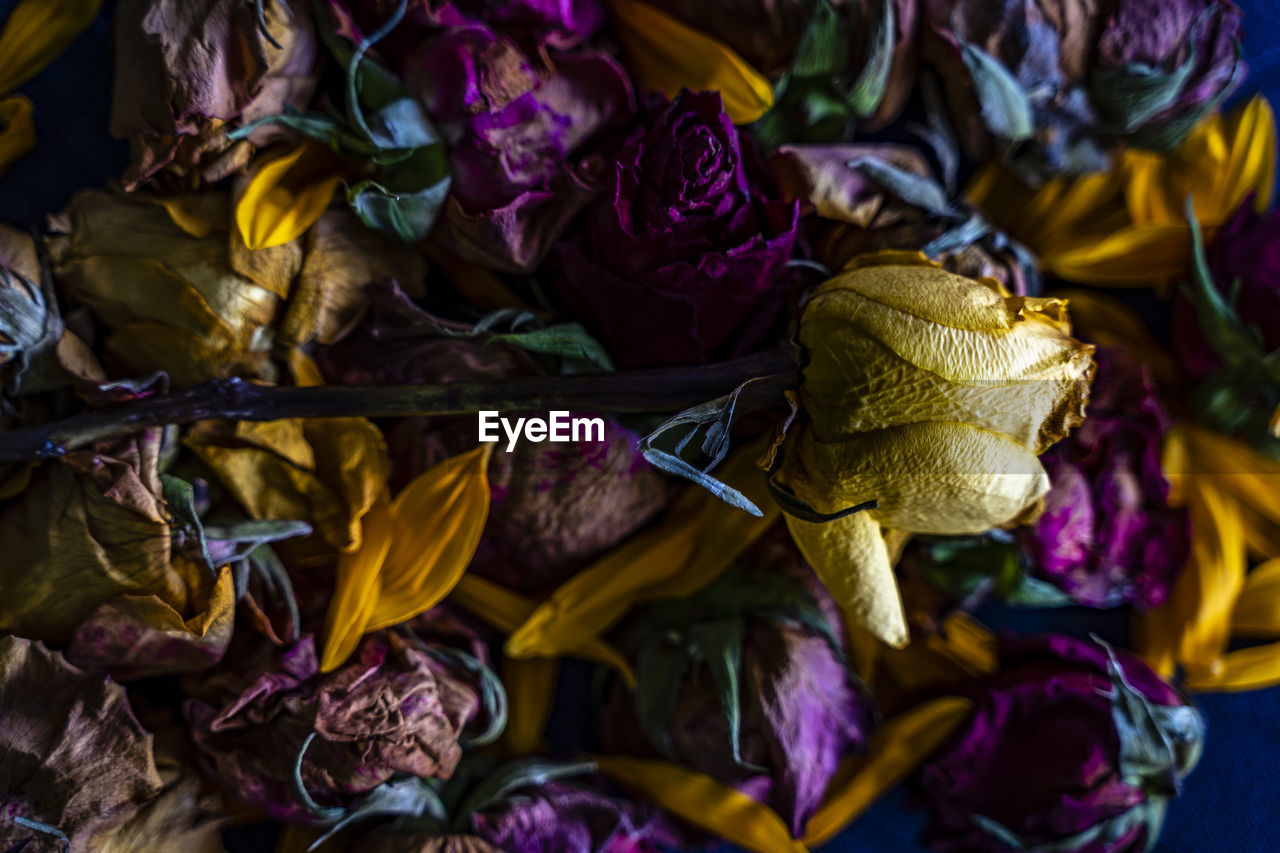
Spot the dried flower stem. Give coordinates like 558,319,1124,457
0,348,800,461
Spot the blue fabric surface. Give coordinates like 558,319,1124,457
1,2,1277,852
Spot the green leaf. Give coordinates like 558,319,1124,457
844,0,895,117
451,758,598,830
688,617,754,769
423,644,508,748
1184,196,1268,371
13,816,68,853
0,265,47,357
161,474,214,576
310,778,446,851
791,0,849,77
248,544,302,642
636,639,690,760
293,732,345,822
204,518,313,566
846,155,950,214
348,177,452,242
960,42,1035,142
1090,53,1198,134
489,322,615,372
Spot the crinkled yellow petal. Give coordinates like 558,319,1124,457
0,0,102,95
779,423,1050,535
236,142,341,250
607,0,773,124
1184,642,1280,693
595,756,808,853
506,446,776,657
1232,558,1280,637
786,510,908,648
321,489,394,672
802,697,974,846
501,655,559,755
451,574,637,684
365,444,493,631
0,95,34,176
1213,96,1277,216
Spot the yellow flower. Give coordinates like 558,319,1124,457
1135,425,1280,692
320,444,494,671
967,97,1277,286
607,0,773,124
775,251,1093,647
0,0,103,173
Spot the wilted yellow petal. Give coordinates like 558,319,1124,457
366,444,493,630
1147,426,1248,671
967,99,1277,288
0,95,34,176
787,510,908,649
450,574,636,683
608,0,773,124
0,0,102,94
928,612,998,676
506,446,776,658
802,697,973,846
802,255,1093,451
236,141,341,250
780,423,1050,536
1232,558,1280,637
1184,642,1280,693
595,756,807,853
321,489,393,672
502,655,559,755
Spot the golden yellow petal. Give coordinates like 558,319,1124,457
365,444,493,631
1046,223,1194,285
320,489,393,672
0,94,34,176
1232,558,1280,637
607,0,773,124
779,423,1050,535
1155,431,1248,669
595,756,808,853
501,655,559,755
786,510,908,648
450,574,637,684
801,697,973,846
302,416,390,554
1215,96,1277,218
235,141,341,251
506,446,776,657
0,0,101,95
1184,642,1280,693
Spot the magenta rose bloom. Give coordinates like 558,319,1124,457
553,90,800,369
1022,347,1189,609
399,23,633,272
916,634,1204,853
600,529,873,837
185,632,487,822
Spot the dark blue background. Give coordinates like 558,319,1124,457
2,2,1277,851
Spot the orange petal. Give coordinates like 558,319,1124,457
236,142,341,250
595,756,808,853
365,444,493,631
0,0,101,94
320,489,394,672
0,95,34,176
501,655,559,755
607,0,773,124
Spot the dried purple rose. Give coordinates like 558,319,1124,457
0,637,163,851
185,631,487,822
1022,346,1190,609
553,90,799,368
401,22,634,272
600,528,874,837
916,634,1203,853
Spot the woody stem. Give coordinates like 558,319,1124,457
0,346,800,462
